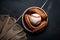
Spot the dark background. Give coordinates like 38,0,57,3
0,0,60,40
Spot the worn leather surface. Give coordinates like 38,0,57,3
0,0,60,40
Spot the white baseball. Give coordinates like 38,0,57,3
29,13,41,25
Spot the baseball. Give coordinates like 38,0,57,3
29,13,41,25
